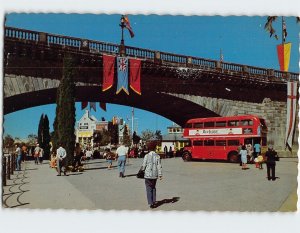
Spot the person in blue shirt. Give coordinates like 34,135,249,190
253,142,261,158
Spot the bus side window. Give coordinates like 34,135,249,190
215,121,226,127
228,120,238,127
193,140,203,146
204,122,215,128
204,140,214,146
194,123,203,128
216,140,226,146
228,140,240,146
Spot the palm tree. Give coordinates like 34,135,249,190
264,16,300,42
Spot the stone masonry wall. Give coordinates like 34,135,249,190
168,93,298,156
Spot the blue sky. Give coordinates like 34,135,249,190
3,14,300,139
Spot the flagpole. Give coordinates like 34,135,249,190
281,16,284,45
120,15,125,45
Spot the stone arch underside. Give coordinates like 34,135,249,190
4,85,220,126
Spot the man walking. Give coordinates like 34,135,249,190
116,142,128,178
265,145,277,181
15,144,22,171
56,143,67,176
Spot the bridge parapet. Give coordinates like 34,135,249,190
4,26,299,82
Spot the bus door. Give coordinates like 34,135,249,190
203,139,215,159
214,139,227,160
192,140,203,159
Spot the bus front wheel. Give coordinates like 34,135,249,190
182,152,192,161
228,151,239,163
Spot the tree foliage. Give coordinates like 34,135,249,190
141,129,155,142
132,131,141,144
122,125,131,146
108,122,119,144
53,55,76,165
3,134,14,148
43,115,51,159
264,16,300,41
37,114,44,146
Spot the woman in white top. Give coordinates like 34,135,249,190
239,145,248,170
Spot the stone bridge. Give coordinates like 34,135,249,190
3,27,299,151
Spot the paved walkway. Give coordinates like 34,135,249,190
2,157,298,211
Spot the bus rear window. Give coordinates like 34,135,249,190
204,140,214,146
204,122,214,127
228,140,240,146
216,140,226,146
193,140,203,146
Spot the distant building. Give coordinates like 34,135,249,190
75,110,108,147
160,123,189,152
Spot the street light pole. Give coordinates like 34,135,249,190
119,15,126,56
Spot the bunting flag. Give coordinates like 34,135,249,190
102,55,115,92
116,56,129,95
277,43,291,72
130,58,141,95
100,102,106,111
123,15,134,38
285,81,297,149
90,102,96,112
81,102,88,110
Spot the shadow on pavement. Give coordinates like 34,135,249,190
124,173,138,177
84,165,117,171
154,197,180,208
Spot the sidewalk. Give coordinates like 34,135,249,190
2,158,298,211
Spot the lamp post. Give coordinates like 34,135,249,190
119,15,126,56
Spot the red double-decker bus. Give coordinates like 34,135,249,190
182,115,267,162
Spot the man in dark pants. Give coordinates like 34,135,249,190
265,145,277,181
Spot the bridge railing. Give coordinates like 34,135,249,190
5,26,299,81
5,27,40,41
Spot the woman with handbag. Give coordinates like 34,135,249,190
140,142,163,209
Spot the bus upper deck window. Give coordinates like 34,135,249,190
241,120,253,126
204,122,214,127
194,123,203,128
228,120,238,126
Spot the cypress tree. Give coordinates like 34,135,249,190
43,114,51,160
53,55,76,166
37,114,44,146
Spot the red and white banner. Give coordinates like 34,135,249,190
285,81,297,149
102,55,115,91
130,58,141,95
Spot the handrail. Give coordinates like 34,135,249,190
4,26,299,81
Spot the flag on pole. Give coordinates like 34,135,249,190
90,102,96,112
285,81,297,149
130,58,141,95
277,43,291,72
81,102,88,110
123,15,134,38
116,56,129,95
100,102,106,111
102,55,115,91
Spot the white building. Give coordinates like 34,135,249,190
160,124,189,153
75,110,108,147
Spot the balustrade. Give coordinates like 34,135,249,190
4,26,298,82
